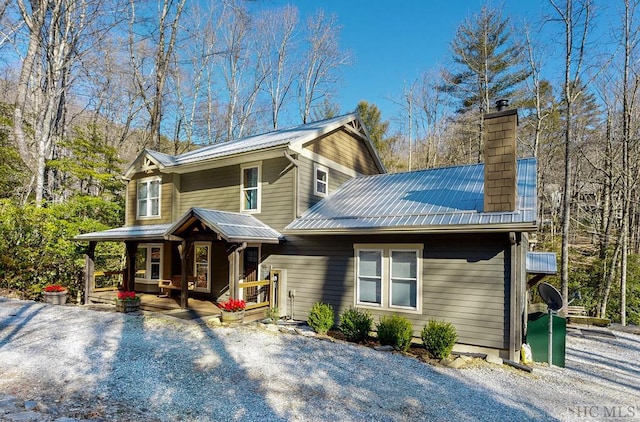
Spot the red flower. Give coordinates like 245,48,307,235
117,291,138,301
218,298,246,312
43,285,66,293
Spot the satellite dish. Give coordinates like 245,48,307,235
538,282,563,312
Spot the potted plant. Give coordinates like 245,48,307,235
115,290,141,313
218,298,246,323
42,285,68,305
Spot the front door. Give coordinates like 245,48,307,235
243,247,259,282
193,242,211,292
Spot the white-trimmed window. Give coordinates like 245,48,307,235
314,163,328,197
193,242,211,293
137,176,161,218
136,244,163,281
355,244,422,313
241,162,261,212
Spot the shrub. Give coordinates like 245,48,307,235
376,315,413,351
339,307,373,342
265,306,280,323
307,302,334,334
421,319,457,359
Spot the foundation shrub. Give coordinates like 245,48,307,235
339,307,373,342
307,302,334,334
421,319,458,359
376,315,413,351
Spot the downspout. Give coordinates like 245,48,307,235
509,232,521,362
284,151,299,218
233,242,248,300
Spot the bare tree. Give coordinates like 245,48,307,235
256,5,298,130
13,0,111,205
298,10,349,124
617,0,640,325
549,0,596,306
128,0,186,151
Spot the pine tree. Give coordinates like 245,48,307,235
442,6,529,162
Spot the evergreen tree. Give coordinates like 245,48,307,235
356,100,402,171
442,6,529,162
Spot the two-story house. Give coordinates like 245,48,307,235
77,107,553,361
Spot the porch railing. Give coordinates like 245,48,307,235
93,270,122,292
238,279,270,310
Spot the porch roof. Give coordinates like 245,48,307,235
74,209,283,244
74,223,172,242
166,208,284,244
526,252,558,275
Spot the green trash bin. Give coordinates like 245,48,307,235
526,312,566,367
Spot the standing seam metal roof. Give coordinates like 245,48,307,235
75,209,283,244
285,158,537,232
166,208,283,244
526,252,558,274
143,113,361,169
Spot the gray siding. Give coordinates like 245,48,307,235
126,171,174,226
264,233,510,350
178,156,294,232
302,128,380,175
179,166,240,214
298,156,354,214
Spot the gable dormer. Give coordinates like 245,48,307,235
125,150,177,226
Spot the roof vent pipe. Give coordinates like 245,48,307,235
496,99,509,112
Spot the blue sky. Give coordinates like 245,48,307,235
260,1,555,125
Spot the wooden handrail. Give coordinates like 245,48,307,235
238,279,270,289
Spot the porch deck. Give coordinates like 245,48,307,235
86,291,266,322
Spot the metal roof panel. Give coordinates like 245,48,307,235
526,252,558,274
286,158,537,232
75,224,173,242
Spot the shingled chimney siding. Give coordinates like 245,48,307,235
483,107,518,212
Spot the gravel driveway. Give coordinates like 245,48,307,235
1,297,639,421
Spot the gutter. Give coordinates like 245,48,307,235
283,223,539,236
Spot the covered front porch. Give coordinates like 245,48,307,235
86,290,269,322
76,207,284,311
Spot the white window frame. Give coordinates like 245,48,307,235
354,244,423,314
240,162,261,213
137,176,161,219
314,163,329,197
356,249,384,307
193,242,211,293
135,243,164,282
389,249,420,311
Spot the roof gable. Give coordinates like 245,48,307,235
167,208,283,244
124,150,173,178
124,113,384,176
285,158,537,233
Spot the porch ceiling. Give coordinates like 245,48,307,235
166,208,284,244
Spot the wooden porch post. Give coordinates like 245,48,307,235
179,240,191,309
83,241,96,305
125,241,138,291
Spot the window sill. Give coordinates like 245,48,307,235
356,303,422,315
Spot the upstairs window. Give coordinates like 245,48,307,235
314,163,328,197
241,163,261,212
137,177,161,218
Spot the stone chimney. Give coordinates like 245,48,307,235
484,100,517,212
